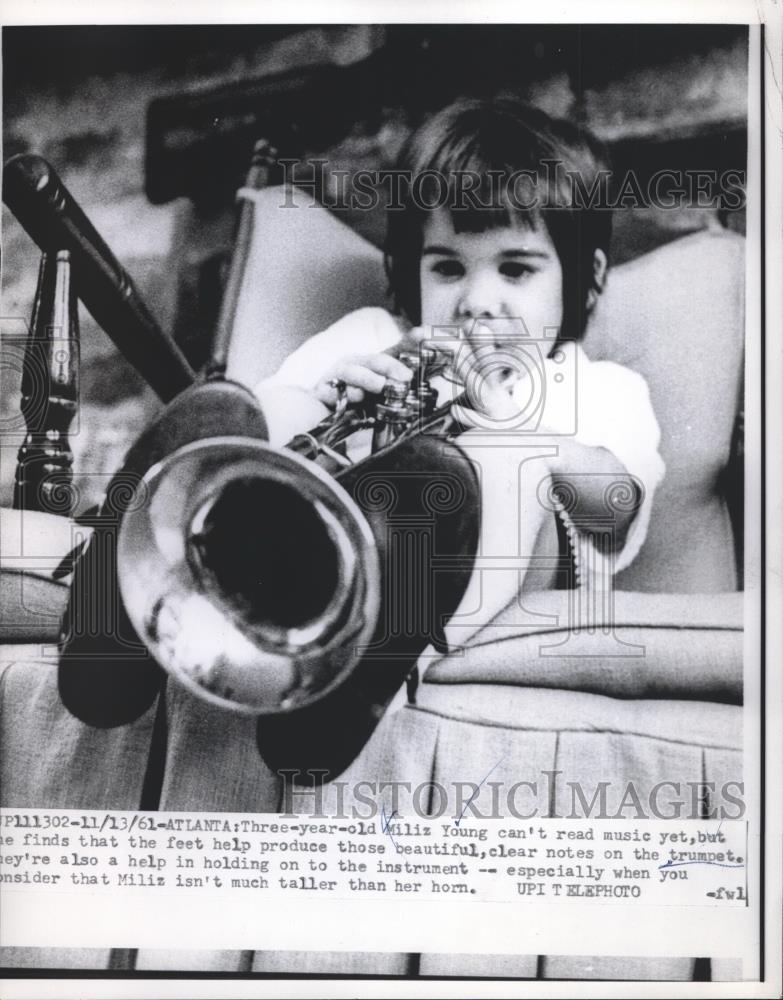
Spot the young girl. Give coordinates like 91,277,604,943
255,98,665,650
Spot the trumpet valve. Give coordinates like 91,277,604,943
372,379,413,451
398,348,439,418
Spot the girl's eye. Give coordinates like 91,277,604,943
431,260,464,278
499,262,534,279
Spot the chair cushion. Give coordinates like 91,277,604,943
0,655,156,809
1,507,91,642
585,230,744,592
1,571,69,642
423,589,743,704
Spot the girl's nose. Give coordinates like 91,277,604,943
456,275,501,321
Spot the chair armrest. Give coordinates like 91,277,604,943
423,590,743,705
1,508,90,644
1,572,69,643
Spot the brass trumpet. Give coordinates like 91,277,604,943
5,151,478,782
62,346,479,781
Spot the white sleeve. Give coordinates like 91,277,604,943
573,356,666,573
258,307,404,392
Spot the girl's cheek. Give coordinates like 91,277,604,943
420,285,452,327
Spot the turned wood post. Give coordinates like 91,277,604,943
13,249,79,515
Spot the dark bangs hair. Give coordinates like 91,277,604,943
384,98,612,340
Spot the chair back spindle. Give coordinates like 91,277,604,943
13,250,79,515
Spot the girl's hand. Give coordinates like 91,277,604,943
450,346,529,428
406,322,526,422
395,325,471,385
450,335,568,433
314,353,413,408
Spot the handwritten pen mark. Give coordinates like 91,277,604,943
381,805,401,852
455,757,505,826
658,860,745,870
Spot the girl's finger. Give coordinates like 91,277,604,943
315,380,367,407
337,362,390,395
360,354,414,383
461,349,517,411
399,326,462,363
398,325,429,347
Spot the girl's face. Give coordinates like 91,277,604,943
418,210,564,350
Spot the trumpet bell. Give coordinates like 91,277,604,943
117,436,380,715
